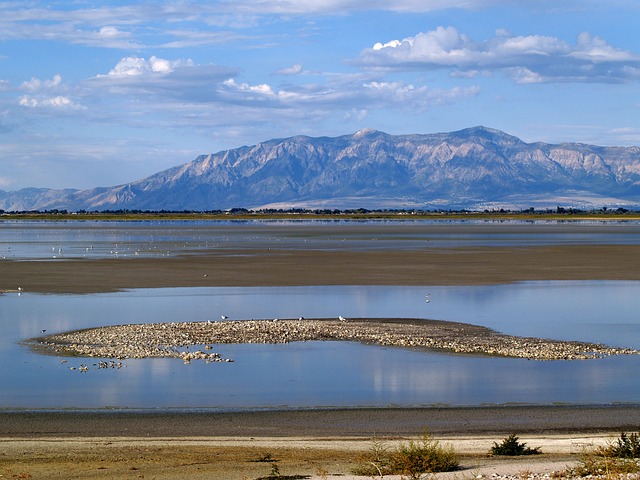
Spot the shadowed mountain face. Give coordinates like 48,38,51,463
2,126,640,211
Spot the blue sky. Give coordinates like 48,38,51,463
1,1,639,190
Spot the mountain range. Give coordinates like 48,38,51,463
2,126,640,212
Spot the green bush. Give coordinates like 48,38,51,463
351,435,393,477
390,430,459,480
602,431,640,458
490,434,541,456
565,431,640,478
353,429,459,480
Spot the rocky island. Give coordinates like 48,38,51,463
30,317,639,362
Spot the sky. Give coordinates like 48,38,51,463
1,1,640,191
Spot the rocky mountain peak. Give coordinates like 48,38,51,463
1,127,639,212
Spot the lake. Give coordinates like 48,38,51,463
1,219,639,410
2,282,640,410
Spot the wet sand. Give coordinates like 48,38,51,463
2,406,640,438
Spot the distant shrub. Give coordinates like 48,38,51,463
390,429,459,479
351,435,393,477
601,431,640,459
249,452,278,463
254,462,310,480
567,432,640,478
490,434,541,456
353,429,459,480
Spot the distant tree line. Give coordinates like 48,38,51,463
0,206,637,216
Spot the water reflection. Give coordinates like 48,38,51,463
1,282,639,409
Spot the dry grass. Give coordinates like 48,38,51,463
564,431,640,478
0,443,360,480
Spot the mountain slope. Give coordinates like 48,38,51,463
2,126,640,211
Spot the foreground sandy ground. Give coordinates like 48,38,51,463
2,222,640,478
0,433,620,480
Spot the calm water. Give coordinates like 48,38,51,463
2,219,640,259
1,282,639,410
2,219,640,410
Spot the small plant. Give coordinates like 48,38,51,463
351,435,393,477
490,434,540,456
601,431,640,458
390,429,459,480
254,462,311,480
315,466,329,479
268,463,280,477
352,429,459,480
564,431,640,477
249,452,278,463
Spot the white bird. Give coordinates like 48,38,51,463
425,293,431,303
339,315,346,321
221,315,228,320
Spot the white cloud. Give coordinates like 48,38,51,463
18,95,83,109
106,56,194,77
13,74,84,110
20,74,63,92
275,64,304,75
357,27,640,83
363,81,480,108
207,0,516,14
81,54,480,135
1,1,637,53
98,26,123,38
373,40,401,51
224,78,275,96
505,67,544,84
89,57,239,107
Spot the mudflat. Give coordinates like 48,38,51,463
2,237,640,294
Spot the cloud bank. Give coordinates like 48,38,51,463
358,27,640,83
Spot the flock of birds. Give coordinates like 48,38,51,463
214,292,432,324
30,288,433,353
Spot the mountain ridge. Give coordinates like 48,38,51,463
2,126,640,211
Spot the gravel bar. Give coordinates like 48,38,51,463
28,317,640,361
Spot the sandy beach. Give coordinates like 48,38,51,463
2,222,640,478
